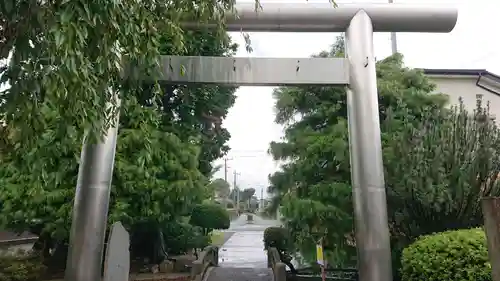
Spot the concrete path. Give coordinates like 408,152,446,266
205,267,273,281
217,215,280,268
219,230,267,268
203,215,280,281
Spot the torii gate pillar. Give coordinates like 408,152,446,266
345,10,391,279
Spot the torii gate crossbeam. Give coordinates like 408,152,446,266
65,4,458,281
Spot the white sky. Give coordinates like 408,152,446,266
212,0,500,198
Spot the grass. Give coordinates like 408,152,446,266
209,230,225,246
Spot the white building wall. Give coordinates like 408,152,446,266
426,75,500,119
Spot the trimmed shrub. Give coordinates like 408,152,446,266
401,228,491,281
264,227,298,273
264,226,291,251
0,250,46,281
190,203,230,235
162,221,209,255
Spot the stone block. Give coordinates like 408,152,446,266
159,260,175,273
173,255,196,272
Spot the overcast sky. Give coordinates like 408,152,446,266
212,0,500,198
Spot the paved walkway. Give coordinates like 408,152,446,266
204,215,280,281
218,214,279,268
219,230,267,268
205,267,273,281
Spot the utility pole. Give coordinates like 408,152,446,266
260,188,264,212
389,0,398,54
224,158,229,182
233,170,240,211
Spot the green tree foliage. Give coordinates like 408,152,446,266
401,228,490,281
0,96,205,239
385,96,500,276
161,221,209,255
0,16,238,267
263,226,297,273
263,227,292,252
267,36,453,266
240,188,256,202
141,30,238,176
208,178,231,198
190,203,230,235
0,0,237,143
386,96,500,240
269,37,500,270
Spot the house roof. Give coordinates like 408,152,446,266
423,69,497,78
0,231,38,245
422,68,500,96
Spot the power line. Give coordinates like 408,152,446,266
226,154,269,158
228,149,269,153
225,149,271,158
458,50,500,68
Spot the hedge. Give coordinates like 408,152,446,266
189,203,230,234
401,228,491,281
263,226,291,252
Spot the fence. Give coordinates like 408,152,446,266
289,267,358,281
267,247,358,281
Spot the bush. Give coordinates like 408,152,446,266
190,203,230,235
0,250,46,281
264,227,298,273
264,226,291,252
162,221,209,255
401,228,491,281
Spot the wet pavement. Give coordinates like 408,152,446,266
219,231,267,268
218,215,280,268
205,267,274,281
204,215,279,280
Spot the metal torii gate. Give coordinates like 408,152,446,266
64,3,458,281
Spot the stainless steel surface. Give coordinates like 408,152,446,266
345,11,392,281
154,56,349,85
65,99,120,281
182,3,458,33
